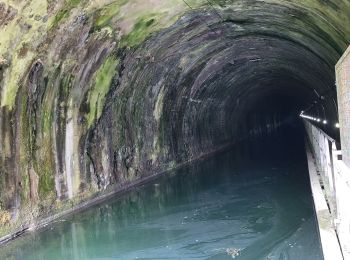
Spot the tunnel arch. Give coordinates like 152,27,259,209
0,0,349,227
89,6,347,178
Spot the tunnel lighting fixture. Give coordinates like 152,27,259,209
300,114,311,119
300,113,327,124
300,114,318,122
335,123,340,128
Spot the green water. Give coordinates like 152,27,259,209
0,134,322,260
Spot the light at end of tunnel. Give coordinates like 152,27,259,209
335,123,340,128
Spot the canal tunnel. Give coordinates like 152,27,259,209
0,0,349,244
85,2,345,181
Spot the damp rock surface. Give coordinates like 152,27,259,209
0,0,349,236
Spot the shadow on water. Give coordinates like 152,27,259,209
0,123,322,260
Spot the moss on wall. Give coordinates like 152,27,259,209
0,0,349,239
87,56,119,127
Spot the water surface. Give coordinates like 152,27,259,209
0,133,322,259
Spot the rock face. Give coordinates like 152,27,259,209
0,0,349,235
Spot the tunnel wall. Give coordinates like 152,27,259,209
0,0,349,235
336,46,350,168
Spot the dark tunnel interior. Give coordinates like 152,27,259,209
0,0,350,237
116,8,342,160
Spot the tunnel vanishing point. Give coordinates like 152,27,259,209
0,0,349,241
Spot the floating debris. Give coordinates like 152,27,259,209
226,248,241,258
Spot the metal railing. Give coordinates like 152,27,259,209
304,119,350,259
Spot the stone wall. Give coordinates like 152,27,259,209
336,46,350,168
0,0,349,238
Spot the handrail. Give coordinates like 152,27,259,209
305,120,336,143
304,119,350,260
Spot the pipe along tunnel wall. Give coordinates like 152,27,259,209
0,0,349,237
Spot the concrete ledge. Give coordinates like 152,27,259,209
306,142,344,260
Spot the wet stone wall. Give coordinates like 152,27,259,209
0,0,349,237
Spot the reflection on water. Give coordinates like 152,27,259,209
0,129,322,260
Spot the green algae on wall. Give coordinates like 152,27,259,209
87,56,119,127
49,0,84,29
0,0,350,241
121,14,159,47
92,0,128,31
0,0,48,109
